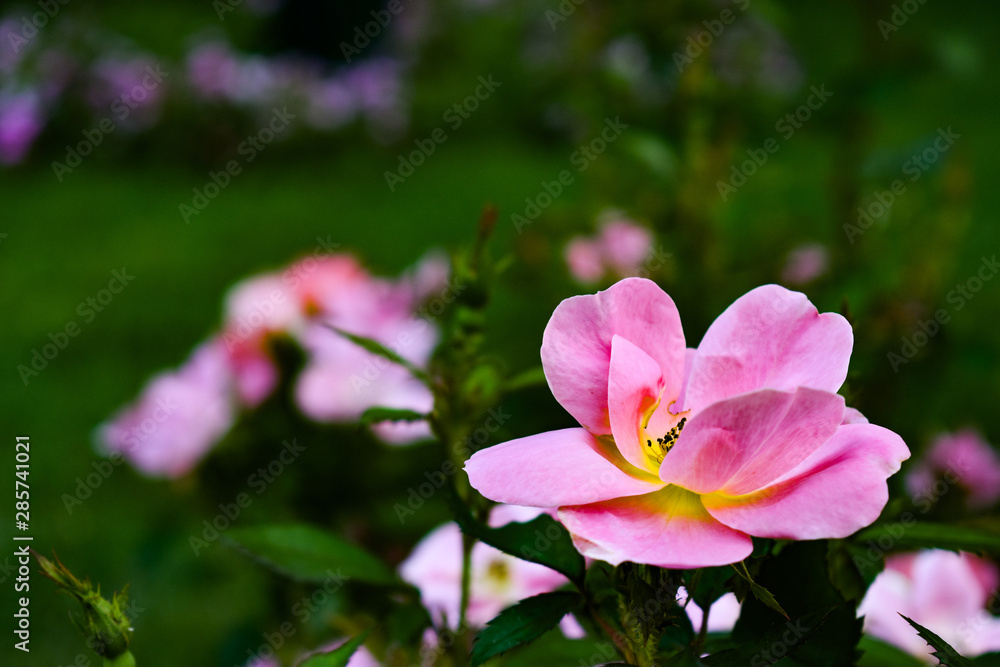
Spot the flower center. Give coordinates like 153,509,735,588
486,559,509,584
645,417,686,465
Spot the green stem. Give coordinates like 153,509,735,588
103,651,136,667
457,530,474,644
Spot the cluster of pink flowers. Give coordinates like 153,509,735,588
906,429,1000,510
185,41,408,140
467,278,909,568
860,550,1000,660
97,251,448,478
0,15,410,165
564,217,654,284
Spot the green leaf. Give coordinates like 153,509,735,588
729,542,863,666
504,366,547,392
326,325,432,385
900,615,977,666
359,406,429,426
496,628,621,665
827,539,876,602
974,653,1000,666
298,631,371,667
857,635,927,666
447,491,585,582
704,606,830,667
854,522,1000,554
470,592,583,666
731,561,788,618
224,524,396,586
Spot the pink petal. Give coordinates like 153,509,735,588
542,278,686,434
682,285,853,413
465,428,662,507
703,423,909,539
558,486,753,569
659,388,845,495
608,335,667,473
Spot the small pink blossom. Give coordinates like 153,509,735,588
565,218,653,283
859,550,1000,660
677,588,741,634
0,89,44,165
906,429,1000,510
781,243,829,285
96,341,235,477
466,278,909,568
400,505,583,633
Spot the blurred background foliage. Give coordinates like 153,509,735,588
1,0,998,665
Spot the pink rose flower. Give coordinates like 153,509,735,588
399,505,584,634
565,219,653,283
859,550,1000,660
96,341,235,477
906,429,1000,510
466,278,909,568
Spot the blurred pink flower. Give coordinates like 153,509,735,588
859,550,1000,660
677,587,741,633
565,239,605,283
221,273,303,407
564,218,653,283
0,89,44,165
186,42,242,101
88,54,165,128
97,341,235,477
400,505,584,634
906,429,1000,510
467,278,909,568
781,243,829,285
291,254,443,444
99,252,445,476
